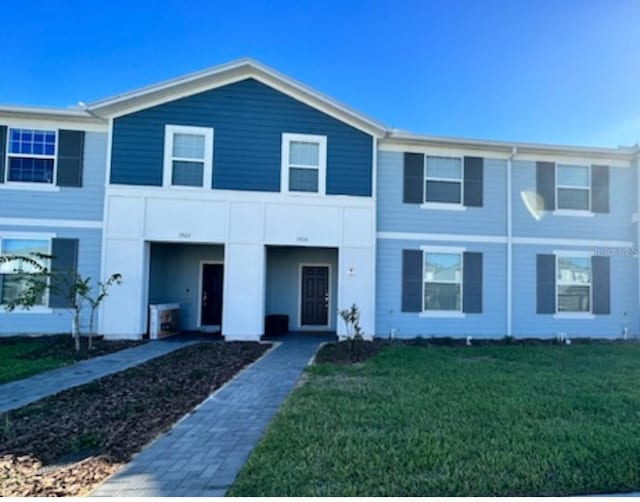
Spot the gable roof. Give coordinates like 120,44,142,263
86,58,387,137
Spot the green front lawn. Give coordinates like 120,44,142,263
0,336,143,384
230,343,640,496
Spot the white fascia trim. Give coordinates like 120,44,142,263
87,59,386,137
383,132,635,162
377,232,634,249
420,244,466,254
377,231,507,244
0,114,107,132
0,218,102,229
419,311,466,318
512,237,635,248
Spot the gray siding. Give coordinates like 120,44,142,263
111,78,374,196
376,238,507,338
0,226,102,335
512,160,635,241
377,151,507,235
0,132,107,221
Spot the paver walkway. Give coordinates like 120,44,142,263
92,334,332,497
0,338,198,413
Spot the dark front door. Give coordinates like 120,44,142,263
201,263,223,326
301,266,329,326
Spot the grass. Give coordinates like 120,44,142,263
0,336,142,384
230,343,640,496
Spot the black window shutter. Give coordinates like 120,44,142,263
462,252,482,313
57,130,85,187
0,125,6,184
592,256,610,314
49,238,79,308
402,249,423,312
536,161,555,211
403,153,424,204
536,254,556,314
591,165,610,213
463,157,483,207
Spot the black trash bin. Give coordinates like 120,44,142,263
265,314,289,337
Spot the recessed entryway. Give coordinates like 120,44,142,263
265,246,338,333
148,242,224,333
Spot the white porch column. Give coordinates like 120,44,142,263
223,243,266,340
337,246,375,339
100,238,149,340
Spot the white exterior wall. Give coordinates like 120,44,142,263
99,187,376,340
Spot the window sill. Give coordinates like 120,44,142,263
420,202,466,211
419,311,466,318
0,306,53,314
552,209,594,218
0,183,60,192
553,313,595,320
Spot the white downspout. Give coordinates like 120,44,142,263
636,152,640,337
507,146,517,337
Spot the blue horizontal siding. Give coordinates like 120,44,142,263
0,132,106,221
511,243,638,338
377,151,507,235
512,160,635,241
376,238,507,338
111,78,373,196
0,226,103,335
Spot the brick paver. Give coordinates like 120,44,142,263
0,338,199,413
92,334,332,497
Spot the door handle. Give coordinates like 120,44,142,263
202,291,208,307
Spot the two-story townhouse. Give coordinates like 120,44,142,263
1,58,638,340
377,132,638,339
89,60,384,340
0,107,107,334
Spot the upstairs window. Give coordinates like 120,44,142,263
7,129,57,184
163,125,213,188
281,133,327,194
557,164,590,211
0,238,49,306
425,156,463,204
557,255,591,312
423,252,462,311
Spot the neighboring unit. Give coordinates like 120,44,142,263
1,59,638,340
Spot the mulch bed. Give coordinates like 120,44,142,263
0,334,144,360
314,336,640,365
0,341,270,497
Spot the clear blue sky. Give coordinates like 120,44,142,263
1,0,638,147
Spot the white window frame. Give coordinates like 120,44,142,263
163,125,214,189
555,163,591,214
0,233,53,312
554,250,593,317
423,155,464,209
420,245,465,318
281,133,327,195
5,127,59,190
